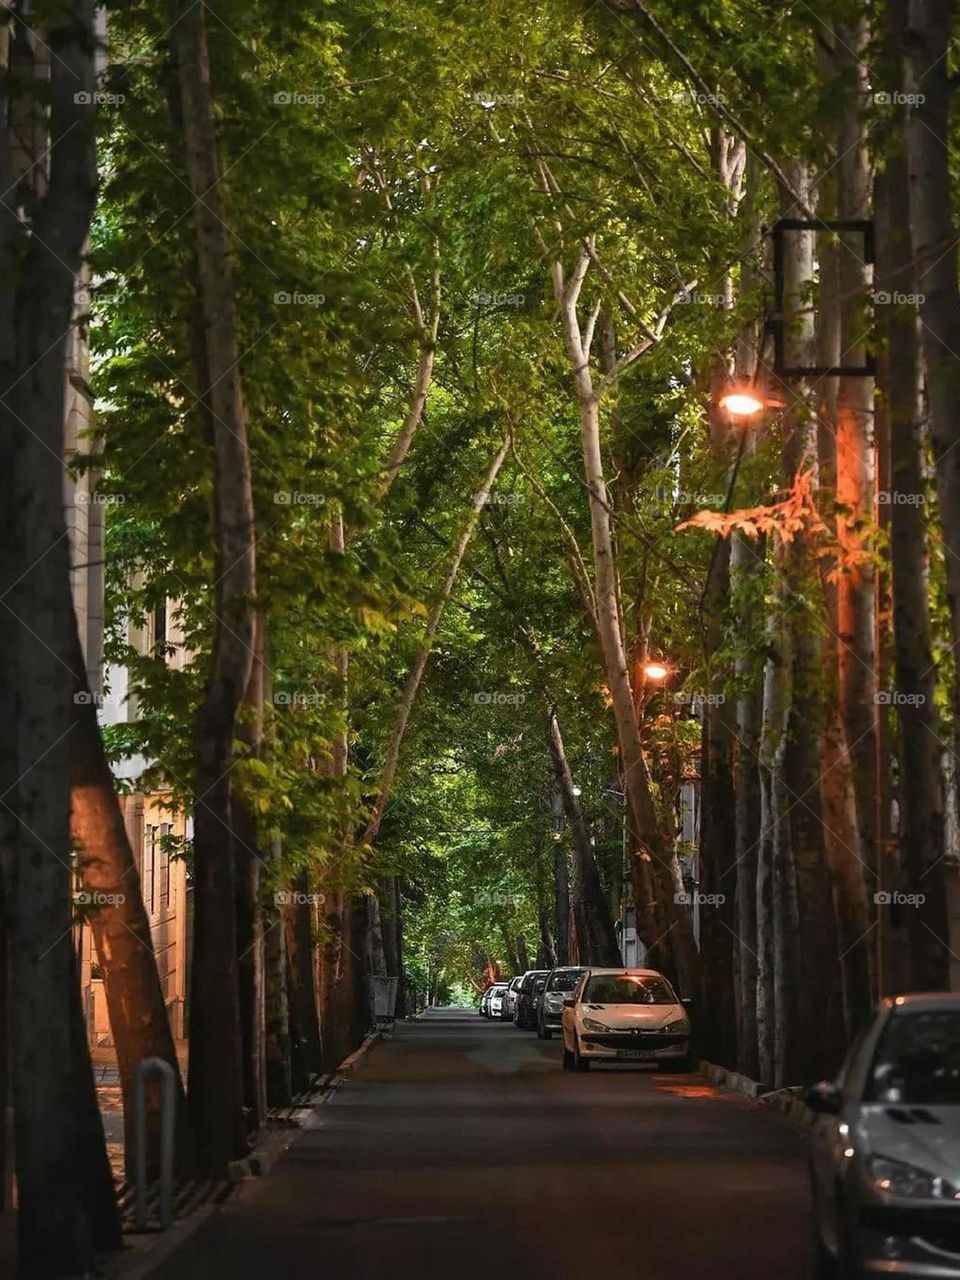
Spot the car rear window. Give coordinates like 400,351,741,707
546,969,584,992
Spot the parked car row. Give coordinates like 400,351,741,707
480,965,694,1071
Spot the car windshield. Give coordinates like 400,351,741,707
522,972,548,991
583,974,677,1005
547,969,584,992
864,1010,960,1105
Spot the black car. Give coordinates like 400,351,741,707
514,969,550,1030
537,966,586,1039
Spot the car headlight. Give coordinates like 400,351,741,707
582,1017,609,1032
663,1018,689,1034
867,1155,960,1200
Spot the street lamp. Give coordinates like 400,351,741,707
718,384,785,421
719,387,765,418
641,661,670,683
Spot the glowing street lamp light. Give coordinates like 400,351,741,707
719,387,766,419
641,661,670,683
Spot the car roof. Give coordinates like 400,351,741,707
582,967,667,978
883,992,960,1012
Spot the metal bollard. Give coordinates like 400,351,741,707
133,1056,176,1231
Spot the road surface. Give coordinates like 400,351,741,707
150,1007,812,1279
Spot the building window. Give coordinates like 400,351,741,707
160,823,172,907
153,600,168,661
144,824,156,914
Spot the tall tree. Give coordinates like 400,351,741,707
173,0,257,1173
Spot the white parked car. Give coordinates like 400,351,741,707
486,983,508,1018
560,968,692,1071
807,992,960,1279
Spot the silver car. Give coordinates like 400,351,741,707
808,992,960,1279
503,975,523,1021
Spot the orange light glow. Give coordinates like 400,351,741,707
719,389,766,418
642,662,670,683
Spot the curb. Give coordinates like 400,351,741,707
700,1059,816,1126
102,1028,384,1278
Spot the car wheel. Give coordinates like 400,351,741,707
574,1034,590,1072
562,1038,574,1070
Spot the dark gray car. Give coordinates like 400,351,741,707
514,970,550,1030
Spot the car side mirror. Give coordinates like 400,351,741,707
804,1081,842,1115
563,997,576,1008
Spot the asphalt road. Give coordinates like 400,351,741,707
150,1008,813,1280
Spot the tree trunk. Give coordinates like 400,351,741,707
173,0,257,1173
779,162,845,1082
731,156,763,1078
544,706,620,965
264,841,292,1107
878,1,949,988
69,614,194,1178
235,613,266,1132
5,2,121,1268
553,842,570,965
814,159,874,1043
905,0,960,801
554,255,700,995
284,871,323,1091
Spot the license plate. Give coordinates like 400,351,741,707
617,1049,657,1061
